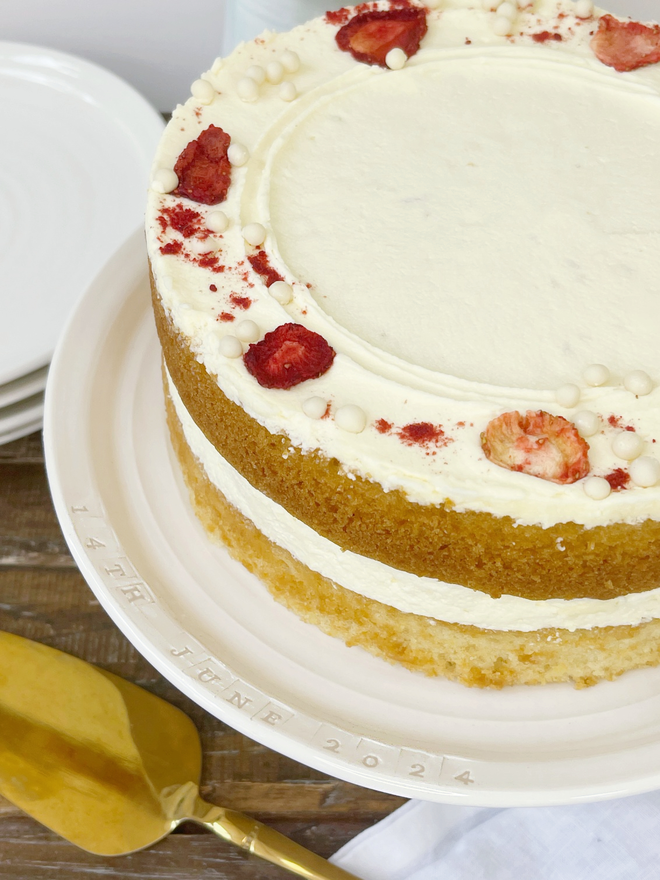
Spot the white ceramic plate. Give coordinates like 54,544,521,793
0,389,44,439
0,365,48,410
44,230,660,807
0,42,164,386
0,417,43,447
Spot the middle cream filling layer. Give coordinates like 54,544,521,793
168,371,660,633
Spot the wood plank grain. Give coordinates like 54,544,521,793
0,462,67,544
0,841,360,879
0,783,403,822
0,815,369,878
0,535,74,568
0,817,370,880
0,431,44,464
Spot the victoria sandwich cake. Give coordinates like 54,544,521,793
145,0,660,687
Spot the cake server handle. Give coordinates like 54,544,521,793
188,795,363,880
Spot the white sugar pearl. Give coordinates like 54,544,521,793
266,61,284,84
624,369,653,396
573,410,600,437
235,320,260,343
629,456,660,488
227,143,249,166
242,222,267,246
280,50,300,73
583,363,610,387
219,335,243,358
497,1,517,18
302,396,327,419
151,168,178,194
207,210,229,233
612,431,644,461
246,64,266,84
335,404,367,434
385,48,407,70
492,15,513,35
237,76,259,102
192,237,217,255
191,78,215,104
279,81,297,102
575,0,594,17
268,281,293,304
555,383,580,408
583,476,611,500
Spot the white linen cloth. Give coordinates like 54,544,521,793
331,794,660,880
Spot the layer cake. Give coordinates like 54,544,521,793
145,0,660,687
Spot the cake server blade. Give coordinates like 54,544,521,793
0,631,361,879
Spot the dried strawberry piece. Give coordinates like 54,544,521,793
247,250,285,286
160,241,182,255
244,323,335,389
532,31,562,43
591,15,660,72
174,125,231,205
336,8,427,67
605,467,630,491
326,7,352,26
481,410,590,485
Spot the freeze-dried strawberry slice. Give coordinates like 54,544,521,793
336,8,427,67
174,125,231,205
591,15,660,72
244,324,335,389
481,410,590,485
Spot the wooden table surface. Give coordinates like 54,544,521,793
0,430,404,878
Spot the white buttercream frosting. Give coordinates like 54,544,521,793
168,371,660,632
146,1,660,538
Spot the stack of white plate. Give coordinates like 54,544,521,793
0,41,165,445
0,366,49,445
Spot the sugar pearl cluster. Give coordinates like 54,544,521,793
554,363,655,413
237,49,301,103
582,417,660,495
302,397,367,434
217,320,261,358
551,363,659,497
583,453,660,500
484,0,524,36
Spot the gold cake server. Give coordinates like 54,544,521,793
0,630,360,879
